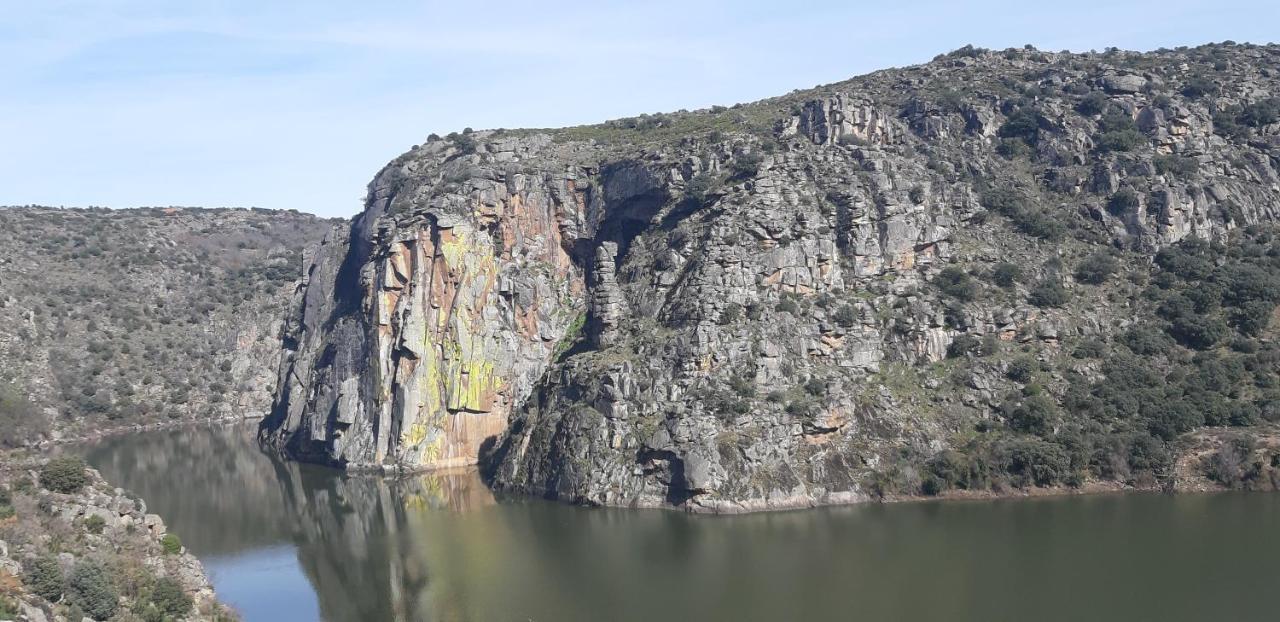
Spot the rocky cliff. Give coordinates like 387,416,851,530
264,42,1280,511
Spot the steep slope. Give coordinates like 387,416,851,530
0,207,338,443
264,42,1280,511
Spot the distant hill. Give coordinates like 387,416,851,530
0,206,340,444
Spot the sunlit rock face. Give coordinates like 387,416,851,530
261,134,606,469
266,43,1280,511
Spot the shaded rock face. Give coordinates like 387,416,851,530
267,43,1280,510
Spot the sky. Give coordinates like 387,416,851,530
1,1,1277,217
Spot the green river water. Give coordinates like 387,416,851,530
78,422,1280,621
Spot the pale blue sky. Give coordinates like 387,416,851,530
2,1,1276,217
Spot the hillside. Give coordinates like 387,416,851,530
260,42,1280,512
0,207,339,444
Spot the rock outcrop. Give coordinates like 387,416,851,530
264,42,1280,511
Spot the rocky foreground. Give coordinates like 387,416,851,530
0,455,232,621
260,41,1280,512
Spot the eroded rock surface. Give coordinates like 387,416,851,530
265,43,1280,511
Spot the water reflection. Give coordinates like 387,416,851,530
81,423,499,621
81,423,1280,622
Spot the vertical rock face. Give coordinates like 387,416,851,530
262,135,602,469
269,43,1280,510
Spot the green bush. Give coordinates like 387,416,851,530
68,560,119,620
40,455,89,494
1076,92,1108,116
997,438,1070,487
717,303,742,325
991,262,1021,288
1154,155,1198,177
998,107,1043,144
1028,279,1069,308
150,576,193,618
684,172,720,206
833,304,858,327
730,151,763,178
1181,74,1218,98
23,556,64,601
947,334,981,358
1095,109,1145,152
1006,357,1038,383
935,267,979,301
1106,189,1140,216
979,187,1065,240
160,533,183,555
84,514,106,534
1074,253,1120,285
0,383,46,448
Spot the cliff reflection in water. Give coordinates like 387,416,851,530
80,422,499,621
80,422,1280,622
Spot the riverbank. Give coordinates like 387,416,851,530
0,454,236,621
36,414,265,448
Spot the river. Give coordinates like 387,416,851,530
77,422,1280,621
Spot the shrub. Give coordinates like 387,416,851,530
1169,314,1229,350
68,560,119,620
150,576,193,618
1181,75,1218,99
1106,189,1140,216
1095,109,1144,152
1004,392,1057,435
1006,357,1038,383
935,267,978,301
991,262,1021,288
84,514,106,534
684,172,720,206
40,455,89,494
1154,155,1198,177
1076,92,1108,116
1238,98,1279,128
1029,279,1069,308
833,304,858,327
998,107,1043,144
717,303,742,325
979,187,1065,240
1074,253,1120,285
161,533,183,555
947,334,981,358
0,383,46,448
998,439,1070,487
23,556,64,601
730,151,763,178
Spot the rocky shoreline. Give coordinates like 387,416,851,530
0,455,235,621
